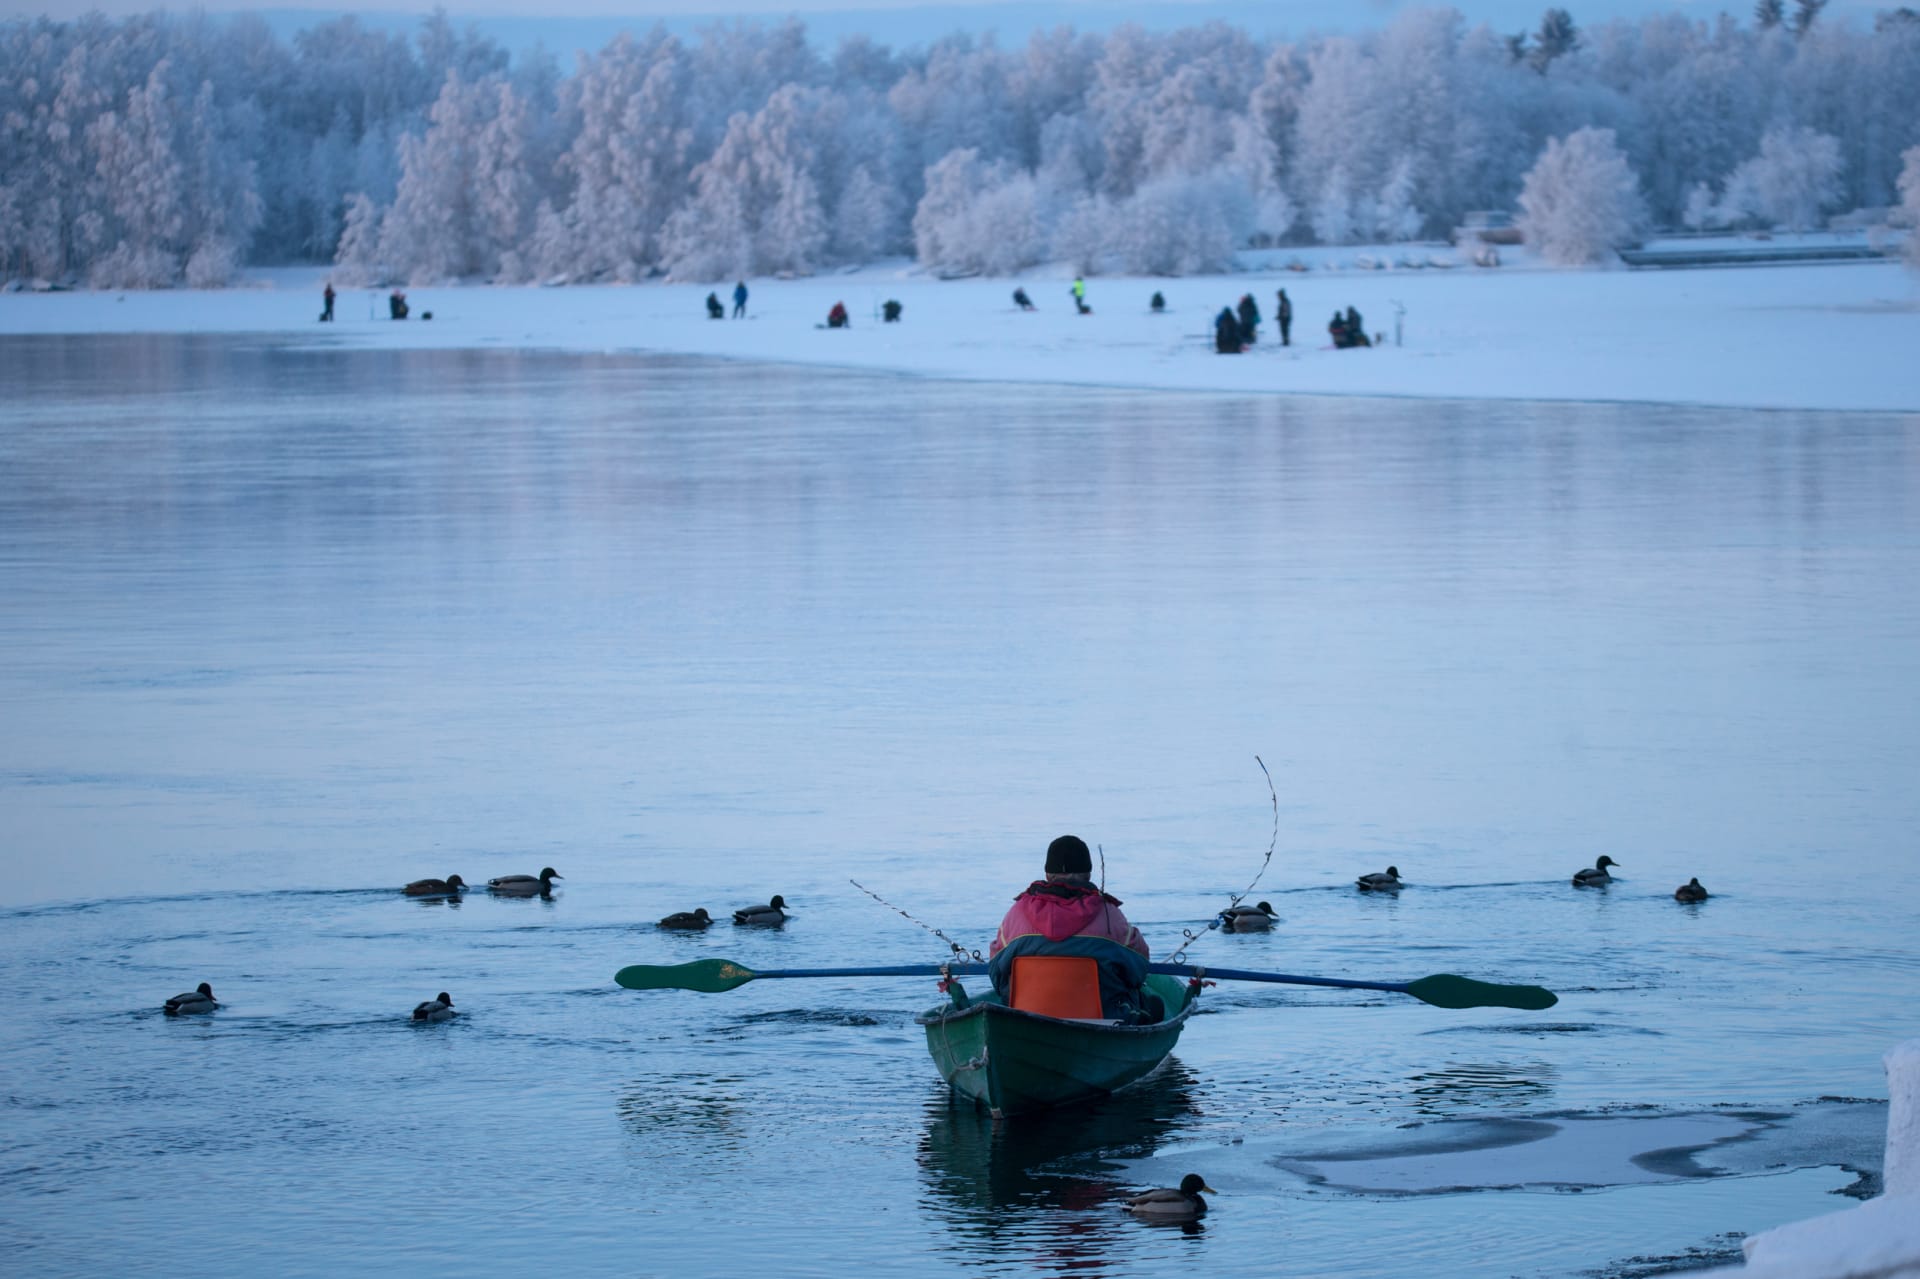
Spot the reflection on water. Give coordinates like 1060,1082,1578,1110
1408,1061,1557,1113
918,1063,1202,1272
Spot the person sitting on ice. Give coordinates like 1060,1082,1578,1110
1012,287,1035,311
826,301,850,329
1150,291,1166,313
1345,305,1369,346
989,836,1157,1023
1329,310,1351,348
882,299,902,323
706,292,724,319
1216,306,1244,354
388,290,408,320
1237,293,1260,345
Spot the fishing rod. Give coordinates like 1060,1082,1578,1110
1167,755,1279,964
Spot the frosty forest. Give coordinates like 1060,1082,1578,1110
3,3,1919,289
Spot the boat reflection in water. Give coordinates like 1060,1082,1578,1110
917,1061,1204,1271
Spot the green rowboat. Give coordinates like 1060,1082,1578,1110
917,973,1197,1119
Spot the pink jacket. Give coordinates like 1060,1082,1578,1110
990,881,1150,959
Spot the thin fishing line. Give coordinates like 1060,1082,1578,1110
849,878,985,963
1167,754,1279,965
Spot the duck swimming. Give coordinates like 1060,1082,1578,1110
403,874,466,897
1219,901,1277,931
163,983,217,1016
412,992,456,1022
1357,866,1402,892
1124,1174,1216,1221
1573,856,1620,887
1674,877,1710,903
488,867,561,895
733,895,789,926
658,908,713,929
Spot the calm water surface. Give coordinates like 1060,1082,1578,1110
2,337,1917,1277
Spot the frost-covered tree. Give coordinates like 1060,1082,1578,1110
1517,127,1646,264
910,146,1042,275
1897,145,1920,267
1717,125,1843,231
1372,155,1423,241
1311,166,1355,245
1682,181,1724,230
1108,169,1249,274
1755,0,1785,29
332,190,383,283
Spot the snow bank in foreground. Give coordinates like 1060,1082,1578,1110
3,255,1917,413
1704,1039,1920,1278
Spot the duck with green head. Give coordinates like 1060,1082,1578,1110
1219,901,1277,931
412,992,455,1022
1124,1174,1216,1221
732,895,789,926
1573,856,1620,887
488,867,561,895
163,982,217,1016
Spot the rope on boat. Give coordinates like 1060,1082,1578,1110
1166,754,1280,966
848,878,985,963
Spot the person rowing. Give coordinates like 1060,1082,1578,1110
988,835,1159,1023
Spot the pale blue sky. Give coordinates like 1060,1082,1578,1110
1,0,1887,53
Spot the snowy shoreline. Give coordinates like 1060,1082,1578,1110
4,254,1918,413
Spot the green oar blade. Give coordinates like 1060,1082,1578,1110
1404,973,1558,1011
614,958,760,993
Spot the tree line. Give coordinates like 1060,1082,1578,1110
2,5,1917,287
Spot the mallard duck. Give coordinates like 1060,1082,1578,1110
1573,856,1620,887
1219,901,1277,931
1124,1174,1216,1220
733,895,789,926
403,874,466,897
488,867,561,895
412,992,456,1022
1674,877,1709,903
658,908,712,929
163,982,217,1016
1357,866,1402,891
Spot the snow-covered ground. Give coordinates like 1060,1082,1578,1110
5,248,1917,413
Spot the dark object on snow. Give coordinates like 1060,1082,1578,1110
882,299,902,323
1150,291,1165,313
1012,287,1035,311
733,280,748,318
1330,310,1372,349
1215,307,1243,354
1276,288,1292,346
388,290,408,320
1346,305,1364,338
1237,293,1260,345
706,292,725,319
320,282,335,323
827,301,850,329
420,310,432,320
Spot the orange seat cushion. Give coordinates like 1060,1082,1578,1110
1008,955,1104,1019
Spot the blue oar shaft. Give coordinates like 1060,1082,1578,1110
1148,962,1411,994
745,961,1409,995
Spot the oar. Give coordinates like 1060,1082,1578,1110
612,958,1556,1011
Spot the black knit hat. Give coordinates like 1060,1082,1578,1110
1045,835,1092,875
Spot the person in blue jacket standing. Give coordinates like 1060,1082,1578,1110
732,280,748,318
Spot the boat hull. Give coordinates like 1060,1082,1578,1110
918,974,1194,1118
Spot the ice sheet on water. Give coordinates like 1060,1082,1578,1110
1112,1100,1885,1197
